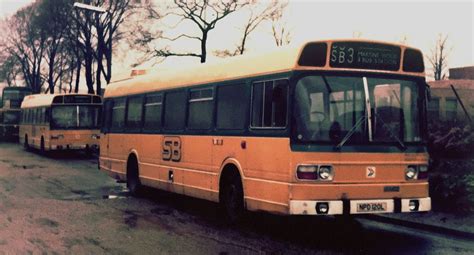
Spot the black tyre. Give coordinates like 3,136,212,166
40,137,46,155
24,135,30,150
85,146,93,158
220,171,244,223
127,157,142,196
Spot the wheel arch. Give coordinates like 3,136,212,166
218,158,245,205
126,149,140,178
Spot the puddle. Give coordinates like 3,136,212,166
60,186,131,201
151,207,173,216
123,210,138,228
102,193,129,199
61,194,93,201
13,164,46,170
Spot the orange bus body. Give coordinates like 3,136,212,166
101,39,431,216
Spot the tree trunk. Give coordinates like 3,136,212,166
84,35,95,94
200,30,208,63
74,59,81,93
48,52,56,94
96,19,105,95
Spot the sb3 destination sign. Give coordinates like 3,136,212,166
330,42,401,71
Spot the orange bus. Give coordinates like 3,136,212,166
20,93,101,153
100,39,431,221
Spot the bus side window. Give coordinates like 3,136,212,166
216,84,248,130
45,108,50,123
187,87,214,130
33,108,38,124
111,98,126,132
126,96,144,131
251,79,288,128
40,108,45,124
102,100,113,133
143,93,163,132
163,90,187,131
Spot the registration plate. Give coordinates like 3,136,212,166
357,202,387,212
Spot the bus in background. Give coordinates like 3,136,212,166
19,93,101,154
100,39,430,222
0,86,32,141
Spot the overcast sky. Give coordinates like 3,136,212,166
1,0,473,72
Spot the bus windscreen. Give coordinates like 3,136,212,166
51,105,101,129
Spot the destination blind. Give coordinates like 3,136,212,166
330,42,401,71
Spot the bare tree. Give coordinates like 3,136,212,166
270,3,291,47
0,55,20,86
3,4,46,93
93,0,131,95
73,3,96,94
428,34,451,80
37,0,71,94
140,0,249,63
215,0,287,57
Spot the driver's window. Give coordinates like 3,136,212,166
373,84,401,141
309,92,324,122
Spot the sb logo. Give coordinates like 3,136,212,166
162,136,181,162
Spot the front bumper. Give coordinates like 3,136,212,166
289,197,431,215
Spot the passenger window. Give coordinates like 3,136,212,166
143,94,163,131
126,96,144,130
45,108,50,123
34,108,38,124
111,98,126,131
101,100,113,133
251,79,288,128
216,84,248,130
187,87,214,130
164,91,187,130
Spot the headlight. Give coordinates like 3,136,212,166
318,166,333,181
296,165,334,181
405,166,418,180
297,165,318,180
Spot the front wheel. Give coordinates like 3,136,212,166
220,172,244,224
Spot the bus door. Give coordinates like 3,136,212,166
212,83,249,193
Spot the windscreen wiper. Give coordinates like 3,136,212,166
373,111,407,151
335,115,366,150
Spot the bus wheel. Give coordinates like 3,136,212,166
40,137,46,155
24,135,30,150
127,155,142,196
220,169,244,223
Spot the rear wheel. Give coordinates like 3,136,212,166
40,137,46,154
85,145,93,157
24,135,30,150
220,170,244,223
127,156,142,196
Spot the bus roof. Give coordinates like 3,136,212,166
21,93,101,108
104,39,425,98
